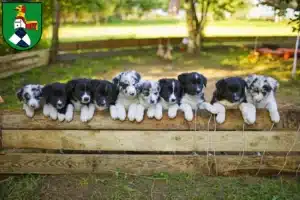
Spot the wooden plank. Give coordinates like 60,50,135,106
0,153,299,175
2,130,300,152
1,109,299,130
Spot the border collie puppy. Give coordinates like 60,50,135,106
66,78,94,122
245,74,280,123
211,77,256,124
91,79,119,119
16,84,44,118
156,78,181,119
112,70,142,121
178,72,217,121
42,82,73,122
135,80,161,122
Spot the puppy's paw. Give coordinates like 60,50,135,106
49,109,58,120
155,109,163,120
240,103,256,125
168,106,178,119
110,105,118,120
65,104,74,122
117,105,126,121
80,106,90,122
128,110,136,121
43,104,50,117
147,107,155,118
184,109,193,121
200,102,218,114
25,109,34,118
135,105,145,122
57,113,65,122
270,111,280,123
128,104,137,122
216,113,225,124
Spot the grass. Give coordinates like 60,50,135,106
1,45,300,110
0,173,300,200
52,19,296,42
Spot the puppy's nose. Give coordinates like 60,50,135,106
129,92,135,96
170,98,176,102
196,88,201,93
30,104,36,109
150,99,155,104
233,96,240,101
57,102,63,106
83,97,90,102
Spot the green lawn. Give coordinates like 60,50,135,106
0,173,299,200
52,19,296,42
1,46,300,110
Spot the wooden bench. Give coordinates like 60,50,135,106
0,109,299,176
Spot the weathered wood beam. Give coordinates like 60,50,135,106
2,130,300,152
0,153,299,176
1,109,299,130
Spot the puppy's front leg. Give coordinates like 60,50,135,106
155,103,163,120
110,105,118,120
65,104,74,122
87,104,96,121
135,104,145,122
116,103,126,121
23,104,34,118
43,104,51,117
199,102,218,114
147,105,155,118
212,102,226,124
128,103,138,122
80,105,90,122
266,102,280,123
49,105,58,120
57,111,66,122
180,103,193,121
239,103,256,125
168,104,179,119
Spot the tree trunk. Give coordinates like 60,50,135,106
292,31,299,79
185,0,200,54
49,0,60,64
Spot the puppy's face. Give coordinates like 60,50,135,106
159,78,181,104
66,79,92,104
140,80,160,105
17,84,43,109
215,77,246,103
91,80,118,110
245,74,279,102
112,71,141,99
42,83,68,109
178,72,207,96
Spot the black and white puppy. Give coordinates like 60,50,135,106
112,70,142,121
245,74,280,123
178,72,217,121
91,79,119,119
156,78,182,119
16,84,44,118
66,78,94,122
211,77,256,124
135,80,161,122
42,82,73,122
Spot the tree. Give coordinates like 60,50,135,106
49,0,60,64
183,0,246,53
258,0,299,78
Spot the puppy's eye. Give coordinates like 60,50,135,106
24,93,30,99
253,89,259,93
154,92,158,95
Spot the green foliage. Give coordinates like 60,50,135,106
258,0,300,32
209,0,248,20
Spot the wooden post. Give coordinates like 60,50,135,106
292,31,299,79
49,0,60,64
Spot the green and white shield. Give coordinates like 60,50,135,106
2,2,42,51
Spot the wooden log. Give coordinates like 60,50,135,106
1,109,299,130
0,153,299,175
2,130,300,152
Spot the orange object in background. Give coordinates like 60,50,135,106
283,52,291,60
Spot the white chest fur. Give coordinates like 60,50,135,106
218,100,241,109
245,90,274,109
181,94,204,110
160,98,176,110
138,96,150,109
71,100,82,111
116,93,139,109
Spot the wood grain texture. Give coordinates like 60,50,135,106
0,153,299,175
1,109,300,130
2,130,300,152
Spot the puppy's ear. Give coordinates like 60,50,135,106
16,87,24,101
266,76,279,92
239,78,247,89
199,74,207,87
244,74,257,88
215,79,227,94
66,79,77,96
177,73,188,84
158,79,167,87
134,71,141,82
91,79,100,92
112,72,123,85
42,84,52,102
